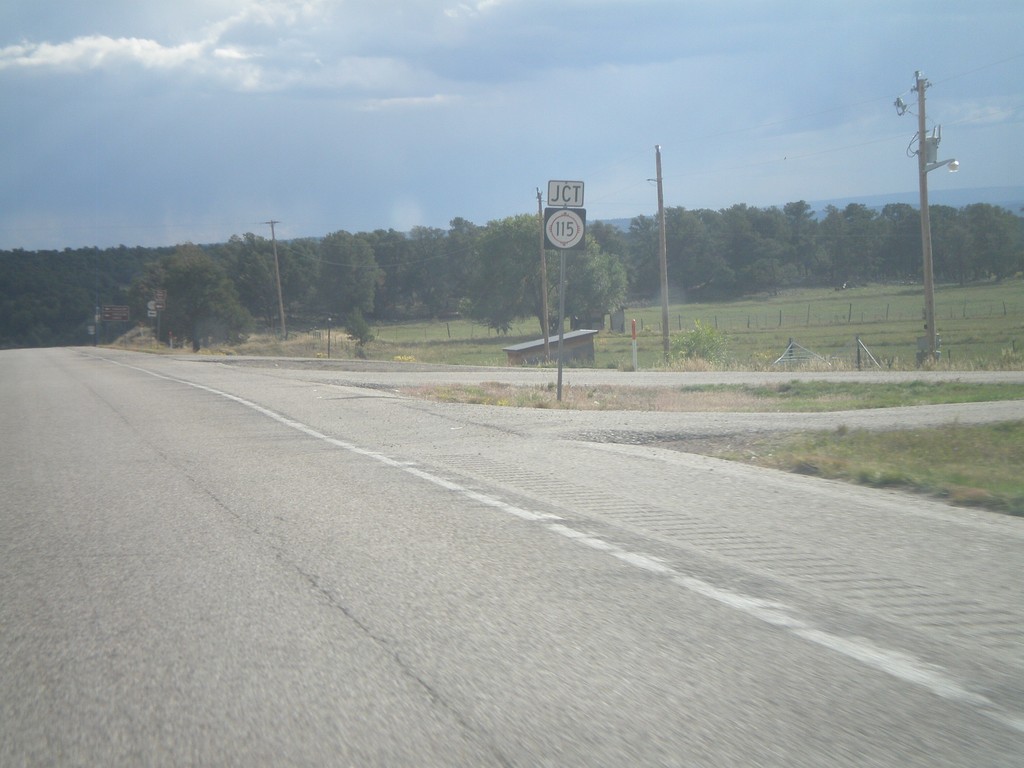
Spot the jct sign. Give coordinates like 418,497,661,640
547,180,584,208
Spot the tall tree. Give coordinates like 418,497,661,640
929,206,972,285
962,204,1022,280
563,239,628,324
877,203,920,280
160,244,251,351
366,229,411,319
468,214,539,334
587,221,628,267
626,214,661,299
445,217,480,315
817,204,880,286
840,203,882,282
817,206,844,286
222,233,278,327
277,237,319,323
783,200,823,282
407,225,451,316
316,230,380,319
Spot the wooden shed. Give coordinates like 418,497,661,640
503,329,599,366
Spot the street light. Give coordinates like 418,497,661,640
898,71,959,364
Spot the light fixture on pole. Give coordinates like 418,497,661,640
897,71,958,364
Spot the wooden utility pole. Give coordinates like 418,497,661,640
266,220,287,340
914,72,937,362
655,145,670,361
537,188,550,360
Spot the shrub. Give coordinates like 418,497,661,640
672,320,728,364
346,309,375,347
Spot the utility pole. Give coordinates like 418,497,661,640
900,71,958,362
655,145,670,361
537,188,550,361
266,220,287,340
914,72,937,363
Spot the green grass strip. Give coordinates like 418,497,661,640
734,421,1024,516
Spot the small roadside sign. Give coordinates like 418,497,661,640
101,305,130,322
544,207,586,250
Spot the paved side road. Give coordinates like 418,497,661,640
189,352,1024,442
2,347,1022,766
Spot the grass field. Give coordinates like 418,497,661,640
214,279,1024,370
736,421,1024,516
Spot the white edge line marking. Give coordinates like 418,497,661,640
109,356,1023,735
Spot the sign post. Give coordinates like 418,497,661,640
153,289,166,345
544,180,586,401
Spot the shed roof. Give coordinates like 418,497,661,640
502,329,599,352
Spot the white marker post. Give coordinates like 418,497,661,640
632,318,638,371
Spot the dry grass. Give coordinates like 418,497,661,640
735,422,1024,516
400,382,788,411
400,380,1024,413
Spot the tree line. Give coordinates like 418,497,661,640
1,201,1020,350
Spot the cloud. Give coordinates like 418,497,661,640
0,2,458,98
358,93,461,112
0,0,333,78
198,0,328,45
443,0,509,18
0,35,205,71
213,46,253,61
2,0,1021,251
948,101,1021,128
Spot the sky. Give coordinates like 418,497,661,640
1,0,1021,250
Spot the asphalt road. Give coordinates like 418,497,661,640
2,347,1023,766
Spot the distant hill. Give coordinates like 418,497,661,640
807,186,1024,217
599,186,1024,230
